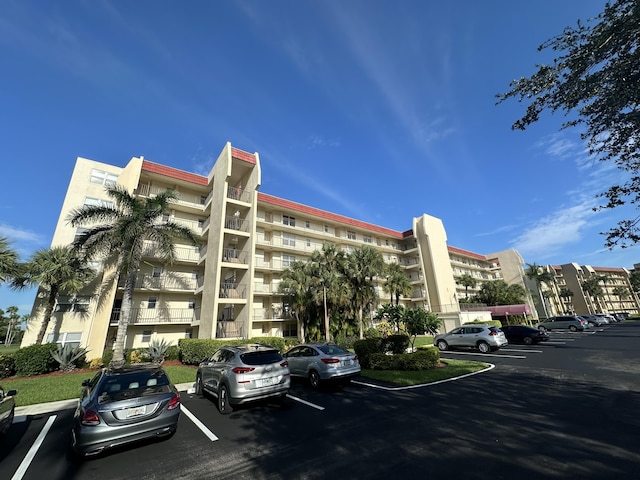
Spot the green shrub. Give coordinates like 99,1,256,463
382,334,410,354
148,338,172,363
13,343,59,377
333,333,358,350
369,348,439,371
164,345,179,361
102,349,114,366
0,353,16,379
364,327,381,339
353,338,383,369
464,319,503,328
50,344,89,373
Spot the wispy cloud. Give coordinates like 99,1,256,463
307,135,341,150
0,224,45,258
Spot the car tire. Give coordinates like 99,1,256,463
477,341,491,354
195,374,203,395
436,340,448,351
523,336,533,345
569,325,578,332
218,384,233,415
309,370,321,389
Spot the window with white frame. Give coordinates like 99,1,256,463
282,233,296,247
347,231,356,240
283,215,296,227
83,197,114,208
55,296,90,313
47,332,82,348
142,330,152,343
283,254,295,267
305,220,310,228
152,266,163,278
306,238,311,247
147,297,157,309
90,169,118,186
74,227,90,243
363,235,372,244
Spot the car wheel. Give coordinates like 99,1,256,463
218,384,233,415
477,341,491,354
569,325,578,332
195,374,203,395
436,340,448,351
523,336,533,345
309,370,321,389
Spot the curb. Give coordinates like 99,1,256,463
14,382,195,417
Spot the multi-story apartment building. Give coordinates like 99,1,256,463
22,142,527,356
524,263,640,319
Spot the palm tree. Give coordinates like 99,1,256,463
383,262,412,305
456,273,477,299
559,287,574,313
581,277,604,313
280,260,314,342
0,236,20,284
347,246,385,339
16,246,96,344
69,186,200,367
595,274,613,311
525,263,555,317
308,243,347,342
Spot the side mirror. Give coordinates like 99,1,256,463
6,390,17,397
82,379,90,387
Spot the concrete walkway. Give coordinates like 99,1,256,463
14,382,196,416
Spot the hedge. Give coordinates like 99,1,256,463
353,338,383,369
178,337,298,365
0,353,16,379
13,343,59,377
369,348,439,371
463,320,503,328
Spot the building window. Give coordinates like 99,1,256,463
83,197,114,208
200,195,207,205
305,220,310,228
74,228,90,243
55,296,90,313
188,299,196,309
46,332,82,348
90,169,118,186
148,297,157,309
283,322,297,337
283,254,295,267
152,266,163,278
347,231,356,240
324,225,329,233
185,328,193,339
363,235,372,244
283,215,296,227
283,233,296,247
142,330,152,343
306,238,311,247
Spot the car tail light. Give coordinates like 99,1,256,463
488,331,498,336
354,355,358,361
321,358,340,364
280,360,289,368
81,409,101,426
232,366,255,374
167,392,180,410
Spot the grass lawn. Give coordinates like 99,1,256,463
0,344,20,354
412,335,435,348
1,364,198,407
361,359,488,386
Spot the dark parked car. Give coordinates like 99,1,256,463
71,364,181,457
196,344,290,415
284,343,360,388
0,385,17,436
500,325,549,345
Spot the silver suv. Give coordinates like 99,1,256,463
434,325,508,353
195,344,290,414
537,315,588,332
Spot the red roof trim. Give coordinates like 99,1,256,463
231,147,256,164
141,161,208,186
592,266,626,273
447,245,488,261
257,192,404,238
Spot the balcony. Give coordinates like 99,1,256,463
142,242,200,263
219,283,247,299
216,320,244,339
135,184,208,212
222,248,248,265
110,307,199,325
226,185,252,203
118,274,198,291
224,216,250,233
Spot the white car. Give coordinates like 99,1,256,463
434,325,508,353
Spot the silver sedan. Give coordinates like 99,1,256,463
284,343,360,388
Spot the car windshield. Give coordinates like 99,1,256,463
317,345,348,355
240,351,282,365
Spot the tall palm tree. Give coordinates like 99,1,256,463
308,243,346,342
456,273,477,299
346,246,385,339
383,262,412,305
16,246,96,344
0,236,20,284
525,263,555,318
280,260,313,342
595,274,613,311
69,186,200,367
581,277,604,313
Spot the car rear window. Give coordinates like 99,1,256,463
317,345,348,355
240,351,283,365
489,327,501,333
98,370,171,400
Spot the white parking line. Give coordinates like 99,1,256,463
545,341,567,344
11,414,56,480
501,348,542,353
181,406,218,442
438,351,526,359
286,394,325,411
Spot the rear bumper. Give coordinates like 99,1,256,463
230,384,290,405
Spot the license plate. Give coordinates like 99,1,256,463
126,405,147,418
343,360,353,366
261,377,273,387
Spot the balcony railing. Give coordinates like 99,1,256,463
142,242,200,263
135,184,208,210
217,320,244,338
118,274,198,291
222,248,248,265
224,216,250,232
219,283,247,299
110,308,199,325
226,186,252,203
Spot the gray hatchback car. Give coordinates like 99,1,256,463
71,364,181,457
434,325,508,353
196,344,290,414
284,343,361,388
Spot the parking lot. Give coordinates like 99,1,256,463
2,322,640,479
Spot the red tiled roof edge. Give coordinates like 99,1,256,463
257,192,404,238
231,147,257,164
592,266,627,273
141,161,208,186
447,245,488,261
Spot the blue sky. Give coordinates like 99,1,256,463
2,0,638,315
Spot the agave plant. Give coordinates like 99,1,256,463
51,344,89,373
147,338,172,364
